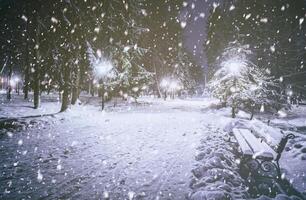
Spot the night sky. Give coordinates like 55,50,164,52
182,0,220,72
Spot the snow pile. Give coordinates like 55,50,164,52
280,136,306,194
189,125,249,200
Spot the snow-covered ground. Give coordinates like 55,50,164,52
0,93,214,199
270,106,306,195
1,93,306,199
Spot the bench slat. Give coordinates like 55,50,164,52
233,128,253,157
240,129,275,160
260,140,277,160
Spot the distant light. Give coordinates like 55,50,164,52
169,81,179,90
9,79,16,87
160,78,181,92
93,59,113,79
160,79,169,88
224,59,245,76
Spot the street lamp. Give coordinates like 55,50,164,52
93,59,114,111
9,79,16,88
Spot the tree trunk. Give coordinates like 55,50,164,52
88,80,91,95
47,85,51,95
163,91,167,100
100,81,105,111
7,64,12,100
231,79,237,118
231,106,236,118
23,10,30,100
24,65,30,99
71,87,78,105
61,87,70,112
153,63,162,98
59,90,62,102
60,66,71,112
250,107,255,120
101,93,105,111
90,79,95,97
71,68,80,105
33,17,41,109
33,72,40,109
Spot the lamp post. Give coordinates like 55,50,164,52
93,59,113,111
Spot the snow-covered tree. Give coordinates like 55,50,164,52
174,48,201,94
205,0,306,95
242,64,287,120
88,42,153,106
109,45,153,102
209,41,286,118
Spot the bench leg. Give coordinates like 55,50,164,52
240,158,279,181
240,158,285,197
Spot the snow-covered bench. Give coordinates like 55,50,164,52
232,128,295,180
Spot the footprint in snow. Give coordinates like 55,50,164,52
294,143,302,149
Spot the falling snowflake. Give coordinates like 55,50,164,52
123,46,131,52
94,27,100,33
37,170,43,182
21,15,28,22
180,21,187,28
51,17,58,24
260,18,268,23
260,104,265,112
7,132,13,137
18,139,23,146
229,5,235,11
57,164,62,170
299,18,304,25
103,191,109,199
128,191,135,200
281,5,285,11
245,14,251,20
141,9,147,16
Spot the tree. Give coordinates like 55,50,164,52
139,0,203,97
205,0,306,93
208,41,285,118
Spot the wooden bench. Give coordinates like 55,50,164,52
232,128,295,179
232,128,306,198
